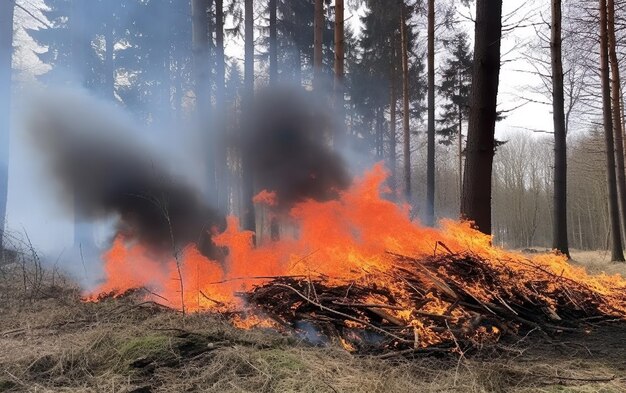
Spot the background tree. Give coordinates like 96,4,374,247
334,0,345,147
313,0,323,89
607,0,626,248
0,0,14,245
438,31,472,210
241,0,255,232
400,2,411,201
599,0,624,261
425,0,435,226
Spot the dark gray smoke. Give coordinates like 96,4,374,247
242,87,351,211
27,89,225,260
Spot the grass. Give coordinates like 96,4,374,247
0,250,625,392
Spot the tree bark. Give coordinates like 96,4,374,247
461,0,503,235
192,0,216,205
607,0,626,254
599,0,625,261
192,0,211,127
551,0,570,256
458,97,463,214
242,0,256,233
313,0,323,89
426,0,435,226
400,3,411,202
334,0,345,147
214,0,229,213
269,0,277,85
390,63,397,194
0,0,13,246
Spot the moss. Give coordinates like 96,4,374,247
257,348,306,372
119,335,171,360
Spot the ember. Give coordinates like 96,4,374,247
87,164,626,355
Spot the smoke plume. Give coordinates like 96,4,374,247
26,89,225,260
242,87,351,211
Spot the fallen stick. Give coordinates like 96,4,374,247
271,283,413,344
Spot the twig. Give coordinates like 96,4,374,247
271,283,413,344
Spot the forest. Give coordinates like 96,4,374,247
2,0,626,392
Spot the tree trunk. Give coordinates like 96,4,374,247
607,0,626,253
426,0,435,226
334,0,345,147
192,0,211,129
214,0,228,213
241,0,256,233
313,0,323,89
551,0,570,257
70,0,96,250
0,0,13,246
192,0,216,204
458,99,463,214
400,4,411,202
461,0,503,235
390,64,397,194
600,0,625,261
269,0,277,85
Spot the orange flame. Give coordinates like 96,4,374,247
86,163,626,334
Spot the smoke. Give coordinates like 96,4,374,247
22,85,351,266
242,87,351,212
25,88,225,260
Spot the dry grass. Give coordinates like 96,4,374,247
0,250,625,392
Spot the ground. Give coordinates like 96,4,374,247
0,249,625,393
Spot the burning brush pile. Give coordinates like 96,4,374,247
27,88,626,357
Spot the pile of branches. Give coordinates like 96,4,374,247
240,250,626,356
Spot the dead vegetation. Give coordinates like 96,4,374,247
1,250,626,392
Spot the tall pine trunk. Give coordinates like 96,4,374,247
461,0,503,235
269,0,277,85
390,62,397,194
313,0,323,89
458,93,463,213
607,0,626,253
551,0,569,256
268,0,279,240
334,0,345,147
241,0,256,233
192,0,216,206
400,4,411,201
0,0,13,246
215,0,228,213
426,0,435,225
599,0,625,261
70,1,95,250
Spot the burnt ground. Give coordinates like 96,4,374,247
1,253,626,392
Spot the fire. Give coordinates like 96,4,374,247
87,163,626,346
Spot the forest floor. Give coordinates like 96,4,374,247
0,249,625,393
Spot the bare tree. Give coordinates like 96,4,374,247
269,0,277,85
242,0,256,233
314,0,323,89
607,0,626,248
461,0,503,235
551,0,569,256
400,2,411,201
426,0,435,226
0,0,13,246
334,0,345,147
599,0,624,261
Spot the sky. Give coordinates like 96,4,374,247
6,0,555,261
